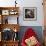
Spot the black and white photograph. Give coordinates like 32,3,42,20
23,7,37,21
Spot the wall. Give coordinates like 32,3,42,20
19,0,44,26
0,0,44,26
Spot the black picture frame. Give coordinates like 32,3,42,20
23,7,37,21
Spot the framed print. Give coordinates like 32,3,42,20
2,10,9,15
23,7,37,21
10,11,15,15
9,10,18,15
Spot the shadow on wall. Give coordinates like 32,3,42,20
18,26,43,44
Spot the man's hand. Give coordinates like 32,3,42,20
25,36,38,46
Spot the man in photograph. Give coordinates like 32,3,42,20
25,9,34,18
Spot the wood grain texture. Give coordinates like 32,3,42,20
0,7,20,46
0,24,20,32
43,0,46,26
0,41,19,46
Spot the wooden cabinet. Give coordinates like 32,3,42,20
2,41,19,46
0,7,20,46
0,41,19,46
0,7,19,24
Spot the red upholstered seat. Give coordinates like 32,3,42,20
21,28,41,46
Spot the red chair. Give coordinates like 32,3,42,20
21,28,41,46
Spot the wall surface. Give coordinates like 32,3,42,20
0,0,44,26
19,0,44,26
